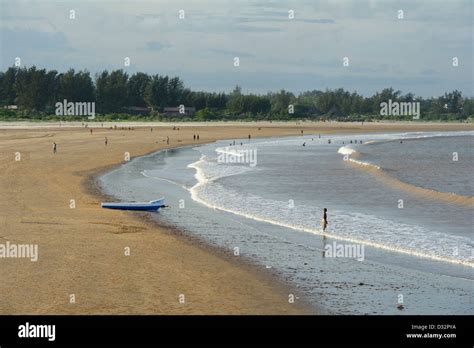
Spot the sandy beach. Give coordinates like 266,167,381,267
0,121,472,315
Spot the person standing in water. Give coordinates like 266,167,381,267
322,208,328,233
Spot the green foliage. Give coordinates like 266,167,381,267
0,66,472,122
195,108,219,121
96,70,128,113
127,72,151,107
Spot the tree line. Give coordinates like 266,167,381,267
0,66,472,121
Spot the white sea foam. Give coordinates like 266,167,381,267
337,146,381,169
215,146,245,157
191,176,473,266
337,146,357,156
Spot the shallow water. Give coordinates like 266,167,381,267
99,131,473,314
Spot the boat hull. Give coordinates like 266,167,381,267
101,198,165,211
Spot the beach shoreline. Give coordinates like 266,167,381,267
83,142,317,314
1,121,472,315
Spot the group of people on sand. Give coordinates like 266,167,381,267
59,125,202,151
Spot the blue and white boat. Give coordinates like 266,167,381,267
101,198,165,211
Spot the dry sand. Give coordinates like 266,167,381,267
0,121,472,314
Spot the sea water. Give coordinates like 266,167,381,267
99,131,474,314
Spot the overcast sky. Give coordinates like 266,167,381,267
1,0,472,97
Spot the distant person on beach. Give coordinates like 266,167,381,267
53,142,57,153
150,128,153,132
301,130,303,135
90,129,93,134
167,136,170,145
193,134,196,141
197,134,200,140
328,139,331,144
322,208,328,233
105,137,108,146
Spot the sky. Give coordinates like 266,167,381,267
0,0,472,97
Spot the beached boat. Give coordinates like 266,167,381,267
101,198,165,211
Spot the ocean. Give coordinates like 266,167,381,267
98,131,474,314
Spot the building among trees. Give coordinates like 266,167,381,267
163,107,196,117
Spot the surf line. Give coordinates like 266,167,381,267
187,175,473,267
185,145,473,267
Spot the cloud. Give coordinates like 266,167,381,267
1,27,70,52
300,18,335,24
420,69,437,76
208,49,255,58
236,14,335,24
235,25,282,33
145,41,171,51
0,0,472,97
